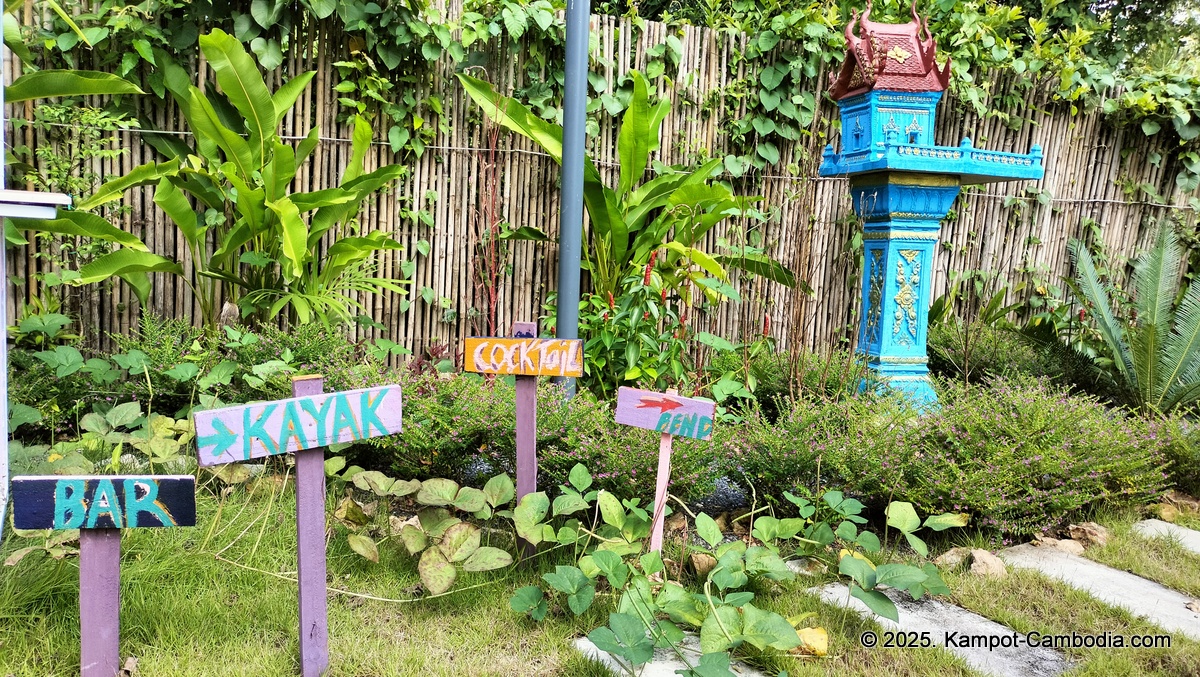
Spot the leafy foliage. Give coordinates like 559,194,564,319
1068,224,1200,414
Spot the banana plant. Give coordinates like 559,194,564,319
12,29,408,326
458,70,795,304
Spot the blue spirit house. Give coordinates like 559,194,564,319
819,1,1044,406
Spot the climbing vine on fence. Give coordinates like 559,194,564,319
15,0,1200,193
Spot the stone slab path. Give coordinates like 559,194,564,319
574,634,767,677
1133,519,1200,556
815,583,1070,677
1000,544,1200,641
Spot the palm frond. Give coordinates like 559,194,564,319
1130,224,1179,407
1068,238,1137,389
1157,275,1200,411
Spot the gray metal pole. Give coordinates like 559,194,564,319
556,0,589,399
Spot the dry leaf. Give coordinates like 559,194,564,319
1186,600,1200,613
118,656,138,676
792,627,829,656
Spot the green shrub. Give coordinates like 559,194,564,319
869,376,1170,535
1157,418,1200,497
927,321,1045,382
788,349,870,404
727,393,916,510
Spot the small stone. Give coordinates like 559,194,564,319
1032,534,1059,547
731,515,750,536
1054,539,1085,556
1068,522,1110,548
1164,490,1200,513
691,552,718,579
713,513,729,534
1158,504,1180,523
933,547,971,571
786,558,825,576
665,513,687,533
969,549,1007,578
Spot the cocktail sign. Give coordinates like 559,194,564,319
614,387,717,551
11,475,196,677
465,325,581,547
193,376,403,677
464,336,583,377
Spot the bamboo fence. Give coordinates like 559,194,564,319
5,10,1198,356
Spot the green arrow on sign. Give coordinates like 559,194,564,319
197,418,238,459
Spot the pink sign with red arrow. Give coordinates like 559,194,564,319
614,387,715,441
614,387,716,552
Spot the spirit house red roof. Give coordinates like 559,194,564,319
829,0,951,100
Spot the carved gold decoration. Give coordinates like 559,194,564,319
886,45,912,63
865,250,884,344
892,250,920,345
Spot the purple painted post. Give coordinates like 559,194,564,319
79,528,121,677
511,322,538,503
292,375,328,677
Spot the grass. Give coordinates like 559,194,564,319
7,480,1200,676
1080,509,1200,598
0,480,611,677
948,568,1200,676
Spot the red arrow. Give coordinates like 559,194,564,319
637,395,683,413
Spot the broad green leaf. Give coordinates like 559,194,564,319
850,585,899,623
153,178,204,246
838,553,876,589
76,160,180,211
265,197,309,280
904,532,930,557
400,525,427,555
347,533,379,563
463,546,513,572
438,522,481,562
418,547,457,594
5,70,142,103
510,585,544,614
10,212,147,251
552,492,590,517
483,473,515,507
596,490,625,530
699,604,742,653
923,512,969,531
885,501,921,533
568,463,593,492
740,603,801,651
77,250,182,304
875,563,928,590
695,512,722,547
617,70,653,197
453,487,487,513
590,613,655,666
416,478,460,506
458,74,563,162
200,28,276,163
655,582,705,626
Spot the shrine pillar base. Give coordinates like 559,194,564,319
850,172,960,408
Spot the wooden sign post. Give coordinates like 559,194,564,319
464,326,582,505
11,475,196,677
193,378,403,677
614,386,716,552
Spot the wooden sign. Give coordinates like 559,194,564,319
614,387,717,552
464,337,583,377
11,474,195,677
193,384,402,467
614,387,716,441
11,475,196,530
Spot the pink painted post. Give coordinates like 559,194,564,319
79,528,120,677
511,322,539,503
648,389,677,553
292,375,328,677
